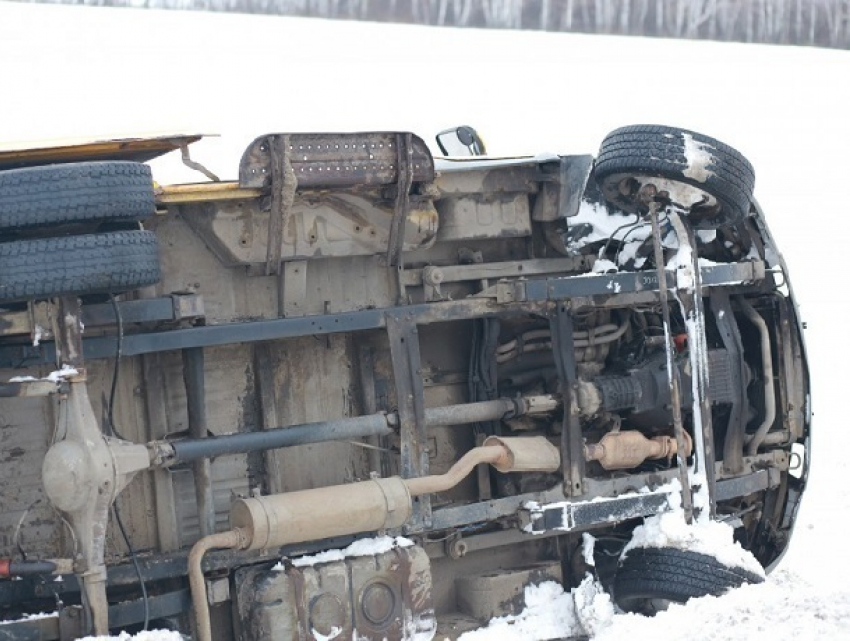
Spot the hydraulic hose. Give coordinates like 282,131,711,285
495,319,629,363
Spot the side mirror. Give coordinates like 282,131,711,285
436,126,487,157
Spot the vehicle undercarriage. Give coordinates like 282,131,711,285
0,125,809,640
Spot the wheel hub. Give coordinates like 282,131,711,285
600,172,720,224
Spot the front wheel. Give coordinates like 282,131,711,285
613,546,764,614
594,125,755,228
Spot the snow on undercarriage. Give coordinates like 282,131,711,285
0,125,809,640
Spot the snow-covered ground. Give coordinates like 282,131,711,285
2,2,850,639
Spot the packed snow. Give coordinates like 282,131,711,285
595,567,850,641
0,611,56,624
623,510,765,578
79,632,183,641
280,535,413,568
8,365,79,383
455,579,595,641
581,533,596,567
572,577,617,638
681,133,715,184
454,569,850,641
1,2,849,640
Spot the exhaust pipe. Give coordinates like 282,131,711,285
584,430,693,470
189,436,559,641
739,299,777,456
231,476,413,551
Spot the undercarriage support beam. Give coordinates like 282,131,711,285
549,302,585,497
386,313,432,531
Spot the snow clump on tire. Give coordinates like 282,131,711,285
622,510,766,579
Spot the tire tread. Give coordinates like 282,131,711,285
0,162,155,229
594,125,756,226
0,231,161,302
614,546,764,612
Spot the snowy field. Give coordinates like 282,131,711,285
1,2,850,639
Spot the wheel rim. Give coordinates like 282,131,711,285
598,172,721,225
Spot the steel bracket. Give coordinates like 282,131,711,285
386,313,432,531
549,302,584,497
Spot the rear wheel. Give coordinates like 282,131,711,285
594,125,755,228
0,161,155,230
0,231,161,302
613,547,764,614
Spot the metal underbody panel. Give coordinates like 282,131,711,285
0,130,810,640
0,133,205,169
235,545,434,641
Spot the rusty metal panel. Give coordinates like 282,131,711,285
142,352,181,553
264,334,370,494
173,196,438,269
140,345,253,547
386,315,431,531
174,465,249,546
239,132,435,189
0,310,32,338
234,544,434,641
435,194,532,241
151,214,280,323
0,133,204,169
0,385,58,559
455,561,562,620
173,345,252,546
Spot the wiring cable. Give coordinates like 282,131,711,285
598,213,640,261
612,211,671,267
113,503,150,631
107,294,150,630
107,295,125,440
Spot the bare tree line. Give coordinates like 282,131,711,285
20,0,850,48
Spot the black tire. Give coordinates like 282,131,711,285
0,162,155,230
594,125,755,228
0,231,161,303
614,547,764,614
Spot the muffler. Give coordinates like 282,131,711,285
189,436,560,641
